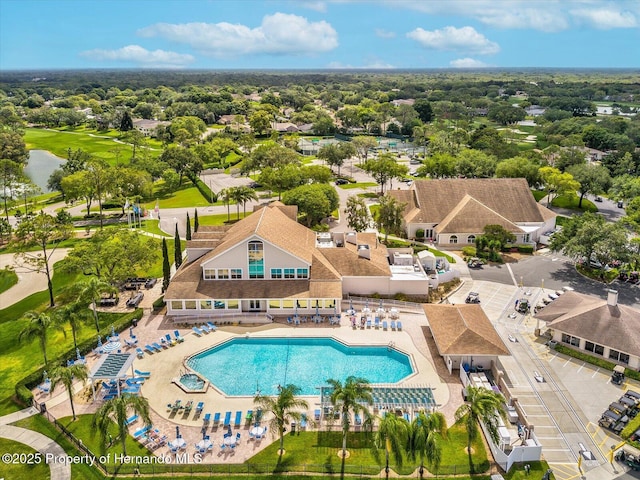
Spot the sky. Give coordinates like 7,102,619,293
1,0,639,70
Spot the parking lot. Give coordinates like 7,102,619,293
449,280,640,479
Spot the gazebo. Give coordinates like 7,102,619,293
88,352,136,401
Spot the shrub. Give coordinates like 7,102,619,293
415,229,425,239
622,414,640,440
192,177,217,203
517,244,535,254
462,246,476,257
153,295,165,311
15,383,34,406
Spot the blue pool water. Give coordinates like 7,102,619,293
179,373,205,391
186,337,413,396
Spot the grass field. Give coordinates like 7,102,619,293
0,438,51,480
551,194,597,212
24,127,161,165
197,212,249,226
0,266,18,293
141,180,212,209
338,182,377,190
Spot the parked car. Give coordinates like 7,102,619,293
465,292,480,304
516,299,530,313
335,178,349,185
144,278,157,289
618,201,624,208
249,181,262,188
594,196,603,202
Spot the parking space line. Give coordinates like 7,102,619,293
592,368,600,378
576,362,585,373
563,359,571,367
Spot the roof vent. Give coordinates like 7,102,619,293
357,244,370,260
345,232,357,245
607,289,618,307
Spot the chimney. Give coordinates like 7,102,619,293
607,289,618,307
357,244,371,260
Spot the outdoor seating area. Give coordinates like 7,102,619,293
192,322,218,336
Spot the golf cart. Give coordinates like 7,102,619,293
612,365,626,385
516,299,530,314
465,292,481,304
467,257,484,269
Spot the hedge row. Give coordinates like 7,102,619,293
193,177,217,203
15,309,144,406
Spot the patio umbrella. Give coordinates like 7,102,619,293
349,298,353,311
97,335,102,347
43,370,48,381
379,299,383,309
76,348,82,360
129,326,134,337
316,303,320,317
202,429,207,440
111,325,116,337
176,425,181,438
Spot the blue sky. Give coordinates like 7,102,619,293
1,0,639,70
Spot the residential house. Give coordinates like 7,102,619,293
387,178,556,246
132,118,169,137
535,290,640,370
164,202,430,320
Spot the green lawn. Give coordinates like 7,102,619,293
551,194,597,212
0,438,50,480
0,266,18,293
338,182,378,190
197,212,249,226
25,127,161,165
141,181,212,209
531,190,546,202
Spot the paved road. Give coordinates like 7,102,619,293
468,253,640,309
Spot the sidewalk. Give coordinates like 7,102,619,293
0,406,71,480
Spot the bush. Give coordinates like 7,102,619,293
15,383,34,406
517,244,535,254
621,414,640,440
555,344,617,370
462,246,476,257
153,295,165,311
192,177,217,203
415,229,425,239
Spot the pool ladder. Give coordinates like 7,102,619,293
387,341,395,351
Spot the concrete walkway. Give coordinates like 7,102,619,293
0,406,71,480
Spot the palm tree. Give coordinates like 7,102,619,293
229,186,244,220
327,376,373,458
373,412,408,478
76,277,116,333
253,384,308,456
55,301,89,350
92,393,151,456
18,311,65,365
406,410,448,477
238,185,258,217
220,188,232,223
49,363,88,420
454,386,506,473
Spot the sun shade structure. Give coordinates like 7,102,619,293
89,352,136,401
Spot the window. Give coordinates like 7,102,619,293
467,235,475,244
231,269,242,279
200,300,212,310
609,349,630,364
217,269,229,279
249,300,261,310
271,268,282,279
284,268,295,279
227,300,239,309
297,268,308,279
203,269,215,280
561,333,580,347
214,301,225,310
170,301,183,310
248,241,264,279
184,300,197,310
450,235,458,244
584,341,604,356
269,300,281,309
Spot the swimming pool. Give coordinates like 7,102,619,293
186,337,414,396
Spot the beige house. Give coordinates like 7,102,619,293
132,119,169,137
423,303,510,374
164,202,430,320
388,178,556,246
536,290,640,370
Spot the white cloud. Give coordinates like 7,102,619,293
375,28,396,39
449,58,492,68
296,0,327,12
138,13,338,56
80,45,194,67
407,26,500,55
570,7,637,29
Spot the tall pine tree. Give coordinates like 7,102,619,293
186,212,192,240
174,224,182,269
162,237,170,293
194,209,199,233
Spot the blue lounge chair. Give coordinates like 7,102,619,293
374,317,380,329
390,320,396,330
234,411,242,427
287,317,292,324
122,386,140,395
136,347,145,358
201,324,211,333
223,411,232,427
143,345,155,354
151,342,163,352
396,321,402,330
195,401,204,414
192,326,204,336
133,425,151,439
173,330,184,342
134,369,151,378
206,322,218,331
203,413,211,425
164,333,176,346
125,414,139,426
213,412,221,425
382,320,388,330
160,337,169,348
366,318,372,328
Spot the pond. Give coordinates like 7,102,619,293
23,150,65,191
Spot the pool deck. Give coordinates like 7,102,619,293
42,309,461,464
